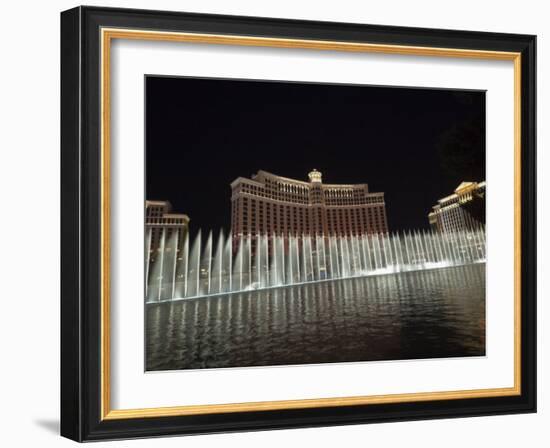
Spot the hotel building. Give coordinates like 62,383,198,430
145,200,190,267
230,169,388,249
428,181,486,233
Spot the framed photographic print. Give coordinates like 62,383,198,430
60,6,536,441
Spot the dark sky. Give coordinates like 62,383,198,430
146,76,485,234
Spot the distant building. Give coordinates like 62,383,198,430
428,181,486,233
145,200,190,274
230,169,388,249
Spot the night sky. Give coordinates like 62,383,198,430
146,76,485,234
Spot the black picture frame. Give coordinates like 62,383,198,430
61,5,536,442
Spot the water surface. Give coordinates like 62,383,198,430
146,264,485,371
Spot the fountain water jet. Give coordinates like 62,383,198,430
146,227,487,303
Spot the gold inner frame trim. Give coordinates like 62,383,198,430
100,27,522,421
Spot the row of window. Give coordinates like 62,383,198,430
146,218,187,225
145,207,168,217
233,201,386,222
235,181,384,206
232,197,387,236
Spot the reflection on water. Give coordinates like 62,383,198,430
146,264,485,371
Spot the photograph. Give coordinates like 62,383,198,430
144,76,487,371
57,5,537,441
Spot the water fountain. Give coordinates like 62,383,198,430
145,226,486,303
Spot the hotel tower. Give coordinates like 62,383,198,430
230,169,388,249
428,181,486,233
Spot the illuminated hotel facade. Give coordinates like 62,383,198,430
145,200,190,271
428,181,486,233
230,170,388,248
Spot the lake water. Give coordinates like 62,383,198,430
146,263,485,371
